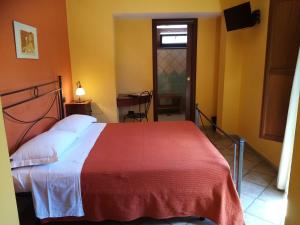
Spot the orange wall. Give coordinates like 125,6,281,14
0,0,73,152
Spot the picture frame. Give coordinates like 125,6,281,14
13,21,39,59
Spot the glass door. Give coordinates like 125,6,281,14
152,19,197,121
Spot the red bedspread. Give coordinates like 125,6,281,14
81,121,244,225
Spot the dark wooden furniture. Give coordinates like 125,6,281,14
117,94,138,107
123,91,152,122
157,93,182,114
260,0,300,142
65,100,92,116
117,94,150,107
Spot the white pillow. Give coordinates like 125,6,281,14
50,114,97,136
10,130,77,169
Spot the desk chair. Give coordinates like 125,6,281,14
123,91,152,122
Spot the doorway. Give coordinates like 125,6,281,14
152,19,197,122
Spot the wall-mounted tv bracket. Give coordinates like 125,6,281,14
251,10,261,26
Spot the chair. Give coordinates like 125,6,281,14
123,91,152,122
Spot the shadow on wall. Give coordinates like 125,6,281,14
91,102,106,122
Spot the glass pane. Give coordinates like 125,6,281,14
161,35,187,44
156,24,188,121
157,25,187,29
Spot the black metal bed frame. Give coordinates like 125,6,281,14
0,76,65,150
195,106,245,196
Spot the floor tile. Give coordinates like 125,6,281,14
240,194,256,210
242,167,250,176
158,114,185,121
244,213,275,225
168,222,187,225
246,199,285,224
253,162,277,177
244,151,264,163
244,171,274,187
270,178,277,186
241,180,266,199
204,129,287,225
243,159,260,171
223,154,234,163
258,187,286,202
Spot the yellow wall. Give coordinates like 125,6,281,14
115,19,152,95
218,0,248,134
219,29,244,133
219,0,282,166
285,106,300,225
115,18,153,121
67,0,281,165
66,0,221,122
196,18,221,119
114,17,221,121
216,17,226,128
238,0,282,166
0,101,19,225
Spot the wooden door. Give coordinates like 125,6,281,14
152,19,198,121
260,0,300,142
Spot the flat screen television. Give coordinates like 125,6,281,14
224,2,253,31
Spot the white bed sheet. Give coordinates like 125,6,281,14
12,123,106,219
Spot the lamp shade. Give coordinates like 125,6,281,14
76,87,85,96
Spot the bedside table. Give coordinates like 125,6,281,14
65,100,92,116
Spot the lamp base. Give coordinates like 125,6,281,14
76,96,83,103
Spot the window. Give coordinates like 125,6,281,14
160,33,187,48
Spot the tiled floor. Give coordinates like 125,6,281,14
158,113,185,121
201,128,287,225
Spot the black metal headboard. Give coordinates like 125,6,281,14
0,76,65,151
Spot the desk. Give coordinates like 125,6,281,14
117,94,149,107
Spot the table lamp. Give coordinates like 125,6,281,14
75,81,85,102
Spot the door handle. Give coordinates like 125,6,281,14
187,77,191,81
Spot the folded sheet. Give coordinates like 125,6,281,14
12,123,106,219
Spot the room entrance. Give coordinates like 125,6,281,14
152,19,197,121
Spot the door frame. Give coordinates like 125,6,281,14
152,18,198,121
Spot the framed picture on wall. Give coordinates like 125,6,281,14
13,21,39,59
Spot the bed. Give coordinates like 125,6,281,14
1,77,245,225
